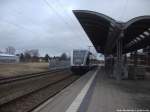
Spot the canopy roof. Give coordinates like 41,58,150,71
73,10,150,55
123,16,150,53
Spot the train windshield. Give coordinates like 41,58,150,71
73,50,87,65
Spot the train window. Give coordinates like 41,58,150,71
73,50,87,65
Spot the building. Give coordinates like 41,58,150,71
6,46,16,55
0,53,19,63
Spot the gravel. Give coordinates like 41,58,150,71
0,70,80,112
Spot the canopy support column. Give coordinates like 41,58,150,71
133,51,137,67
114,30,124,80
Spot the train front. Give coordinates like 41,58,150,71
70,50,90,74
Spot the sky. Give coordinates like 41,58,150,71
0,0,150,56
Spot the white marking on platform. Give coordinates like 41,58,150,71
65,69,98,112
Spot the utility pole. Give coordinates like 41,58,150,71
88,45,93,52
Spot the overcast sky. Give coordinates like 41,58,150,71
0,0,150,56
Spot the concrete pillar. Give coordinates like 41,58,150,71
133,51,137,67
114,29,124,80
115,39,123,80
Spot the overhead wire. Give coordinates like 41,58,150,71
43,0,89,41
0,8,46,38
1,0,94,53
43,0,75,31
0,19,39,36
55,0,84,36
43,0,89,51
53,0,96,52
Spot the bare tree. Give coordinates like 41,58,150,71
44,54,50,62
24,53,31,62
59,53,67,61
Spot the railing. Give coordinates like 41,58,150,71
48,60,70,69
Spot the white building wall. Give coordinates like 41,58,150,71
0,54,19,63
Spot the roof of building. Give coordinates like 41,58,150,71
0,53,16,57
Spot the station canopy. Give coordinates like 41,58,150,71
73,10,150,55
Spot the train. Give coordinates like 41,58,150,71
70,49,97,74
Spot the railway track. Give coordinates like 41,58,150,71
0,68,80,112
0,67,68,84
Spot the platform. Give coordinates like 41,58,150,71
33,68,150,112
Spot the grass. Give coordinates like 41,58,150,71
0,62,49,78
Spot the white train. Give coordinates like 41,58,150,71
70,49,97,74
